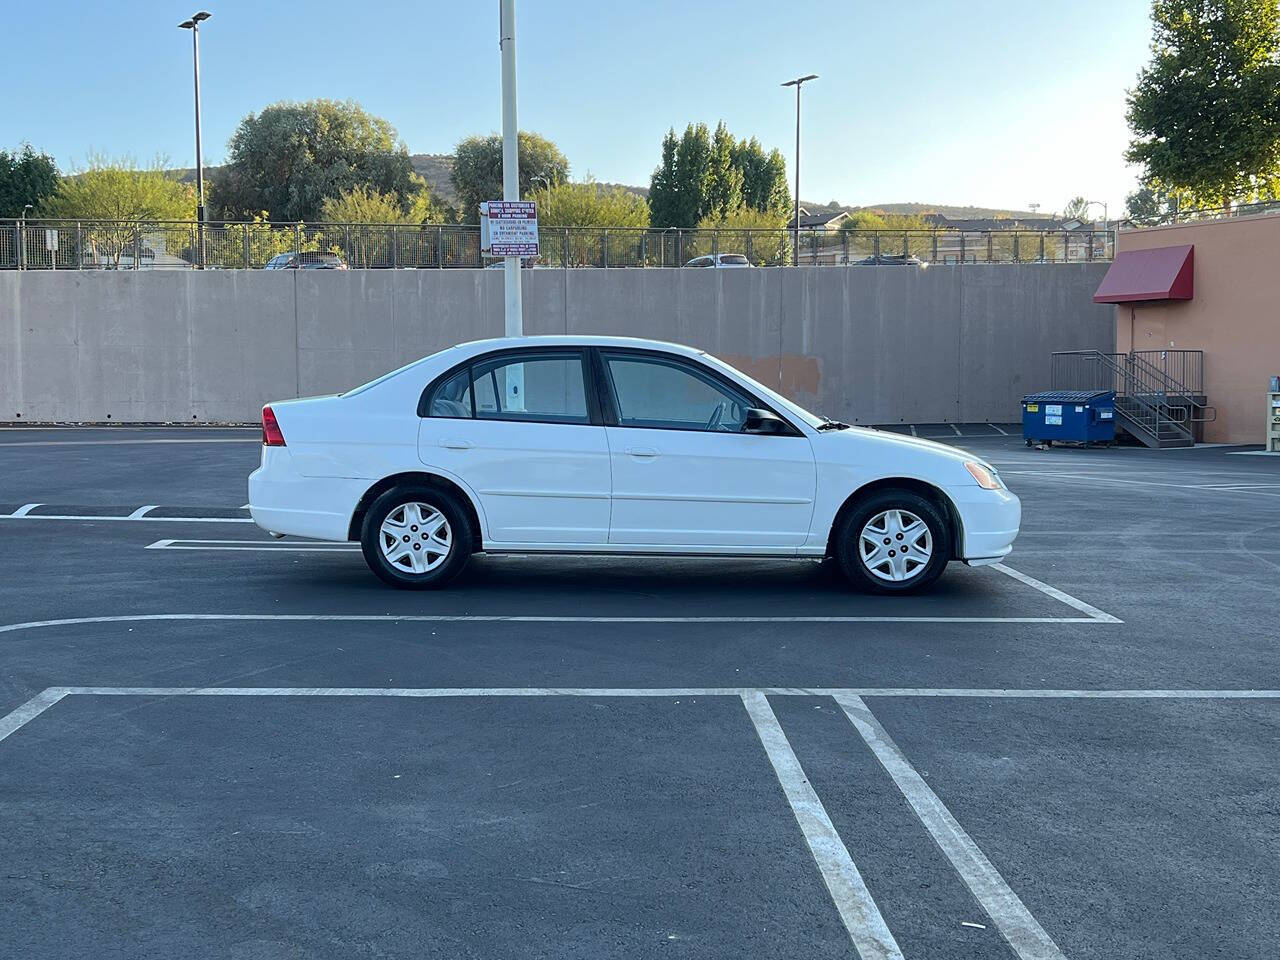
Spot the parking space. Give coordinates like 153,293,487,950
2,427,1279,959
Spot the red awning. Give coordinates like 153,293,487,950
1093,244,1193,303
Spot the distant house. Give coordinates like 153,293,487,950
786,207,849,232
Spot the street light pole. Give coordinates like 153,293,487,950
179,11,211,269
499,0,522,338
782,74,817,266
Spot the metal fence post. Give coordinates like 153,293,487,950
840,230,848,264
242,223,250,268
391,226,398,269
562,228,569,268
602,229,608,268
712,230,719,260
1039,233,1045,262
641,231,648,266
294,224,301,258
959,234,966,263
16,222,24,270
873,233,880,259
1086,231,1094,261
75,222,82,269
1013,233,1020,262
932,231,938,263
986,233,993,262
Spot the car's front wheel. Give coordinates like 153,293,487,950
833,489,951,593
360,486,472,589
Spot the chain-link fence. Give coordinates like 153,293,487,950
0,219,1115,270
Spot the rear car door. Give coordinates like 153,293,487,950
597,349,816,548
418,348,610,544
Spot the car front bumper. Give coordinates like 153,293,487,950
951,485,1021,564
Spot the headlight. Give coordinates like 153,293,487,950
964,461,1002,490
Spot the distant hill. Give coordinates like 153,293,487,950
409,153,456,206
851,202,1041,219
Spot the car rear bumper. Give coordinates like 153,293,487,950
248,447,366,542
952,486,1021,563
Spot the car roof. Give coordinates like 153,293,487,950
449,335,707,358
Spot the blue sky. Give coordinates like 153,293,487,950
1,1,1153,215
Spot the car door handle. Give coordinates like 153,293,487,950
439,438,474,450
625,446,660,458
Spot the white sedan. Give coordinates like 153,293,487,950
249,337,1019,592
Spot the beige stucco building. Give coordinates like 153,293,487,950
1110,213,1280,444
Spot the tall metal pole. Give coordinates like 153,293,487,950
180,12,211,268
782,75,816,266
499,0,522,337
192,22,205,268
793,83,801,265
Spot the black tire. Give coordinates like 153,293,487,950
360,486,473,589
833,489,951,594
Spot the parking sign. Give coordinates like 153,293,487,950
481,200,539,257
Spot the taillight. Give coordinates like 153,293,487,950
262,405,286,446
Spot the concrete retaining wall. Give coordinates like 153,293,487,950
0,264,1113,424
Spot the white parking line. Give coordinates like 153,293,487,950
10,503,42,517
127,505,158,519
743,691,904,959
989,424,1009,436
145,539,356,552
991,563,1120,622
836,694,1065,960
0,688,68,743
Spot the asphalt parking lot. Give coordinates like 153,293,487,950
2,425,1279,960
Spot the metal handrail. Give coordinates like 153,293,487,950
1124,352,1216,423
1051,349,1194,445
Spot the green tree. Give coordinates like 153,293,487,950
670,123,713,226
212,99,422,222
733,139,791,216
1127,0,1280,207
450,131,569,223
40,156,196,267
1125,183,1175,221
0,145,60,218
540,180,648,228
319,180,434,223
706,122,744,222
1062,196,1090,220
648,129,681,228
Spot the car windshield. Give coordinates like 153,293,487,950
720,255,749,264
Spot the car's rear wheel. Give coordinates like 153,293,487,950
833,489,950,593
360,486,472,589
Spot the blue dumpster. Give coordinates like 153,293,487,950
1021,390,1115,446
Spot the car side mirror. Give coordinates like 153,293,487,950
743,408,786,434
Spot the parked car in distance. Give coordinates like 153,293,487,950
249,337,1019,593
853,254,927,267
264,251,349,270
685,253,752,268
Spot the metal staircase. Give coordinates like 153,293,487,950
1050,350,1214,449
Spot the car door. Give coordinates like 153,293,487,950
417,348,610,545
597,349,816,548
